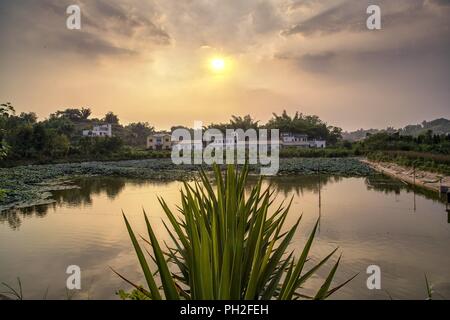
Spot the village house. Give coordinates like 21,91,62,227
280,133,326,148
147,133,172,150
147,131,326,151
82,124,112,137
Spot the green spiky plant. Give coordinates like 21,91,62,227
117,164,355,300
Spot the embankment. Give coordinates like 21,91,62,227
361,159,450,193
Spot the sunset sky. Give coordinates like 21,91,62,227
0,0,449,131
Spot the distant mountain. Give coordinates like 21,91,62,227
342,118,450,142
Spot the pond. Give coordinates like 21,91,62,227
0,174,449,300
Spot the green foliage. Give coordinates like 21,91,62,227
360,132,450,155
123,122,155,146
118,164,354,300
0,189,6,201
117,288,151,300
0,140,9,160
103,112,120,125
265,110,342,145
75,136,124,156
0,102,16,160
0,102,15,117
53,107,91,122
207,115,260,132
367,151,450,175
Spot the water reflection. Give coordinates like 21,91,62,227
0,178,172,230
262,175,342,196
2,174,447,231
0,204,50,230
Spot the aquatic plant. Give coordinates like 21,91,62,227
118,164,354,300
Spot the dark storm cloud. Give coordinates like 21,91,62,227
0,0,171,58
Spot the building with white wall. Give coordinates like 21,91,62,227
82,124,112,137
280,133,326,148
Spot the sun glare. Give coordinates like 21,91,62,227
210,58,226,73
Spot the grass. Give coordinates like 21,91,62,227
117,164,355,300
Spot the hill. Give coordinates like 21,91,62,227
343,118,450,141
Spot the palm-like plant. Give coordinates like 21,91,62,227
118,164,354,300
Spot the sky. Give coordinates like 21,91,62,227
0,0,449,131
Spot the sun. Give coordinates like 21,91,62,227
210,58,226,73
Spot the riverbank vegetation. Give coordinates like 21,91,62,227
360,132,450,175
367,151,450,175
118,164,354,300
0,103,157,166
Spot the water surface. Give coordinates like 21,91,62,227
0,175,449,300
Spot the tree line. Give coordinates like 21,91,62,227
3,102,446,166
0,103,155,163
0,104,345,164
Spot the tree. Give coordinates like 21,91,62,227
125,122,155,146
229,115,259,130
80,108,92,120
103,112,120,124
54,108,83,121
206,115,260,133
266,110,341,143
0,102,15,117
0,103,16,159
53,107,91,122
0,135,9,160
19,112,38,124
327,126,343,145
10,125,34,158
43,117,75,137
48,133,70,157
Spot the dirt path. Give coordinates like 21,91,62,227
361,159,450,193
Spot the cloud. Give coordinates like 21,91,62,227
281,0,450,37
0,0,171,59
275,0,450,75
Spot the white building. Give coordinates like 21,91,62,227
280,133,326,148
82,124,112,137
